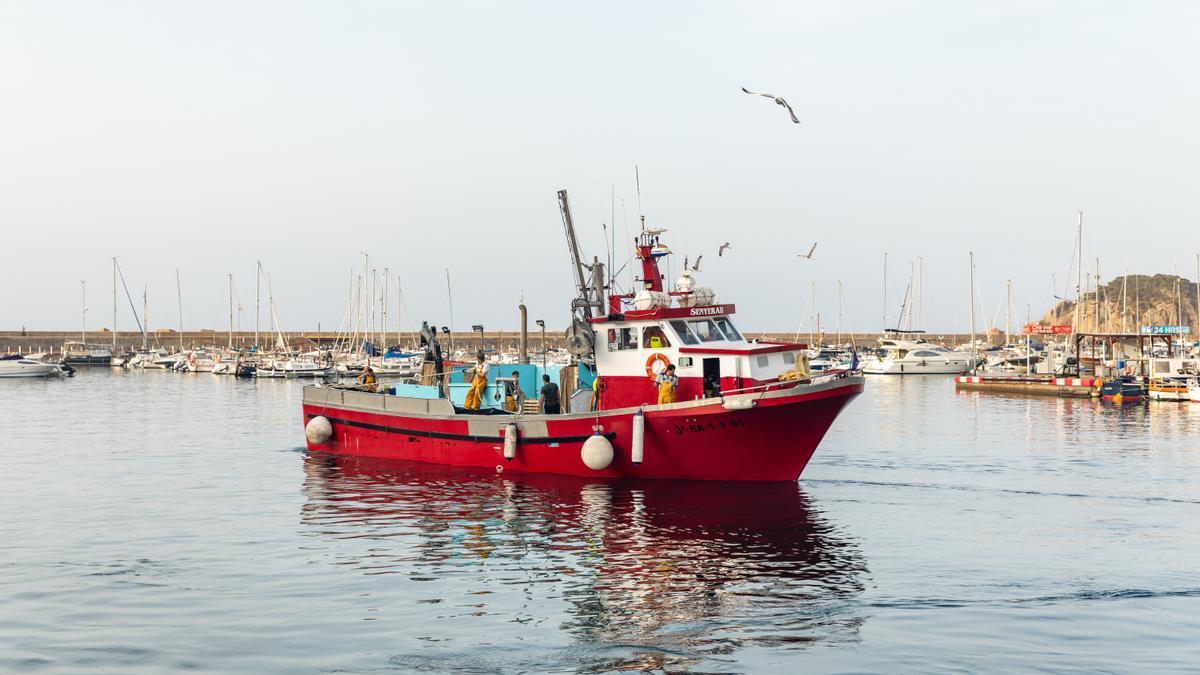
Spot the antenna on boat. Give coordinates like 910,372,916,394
635,165,645,232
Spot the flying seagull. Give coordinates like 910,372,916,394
718,242,732,257
798,242,818,260
741,87,800,124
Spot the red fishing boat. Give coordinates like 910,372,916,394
301,190,863,481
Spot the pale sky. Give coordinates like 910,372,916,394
2,1,1198,334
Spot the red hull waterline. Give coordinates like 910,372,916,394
302,376,864,482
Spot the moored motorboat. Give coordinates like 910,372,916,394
301,190,863,481
61,342,114,366
862,330,976,375
0,354,64,378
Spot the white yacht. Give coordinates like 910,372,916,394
863,330,977,375
0,354,63,378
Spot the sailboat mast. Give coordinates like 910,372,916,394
1121,272,1128,333
112,257,118,351
809,282,816,346
382,267,389,350
228,273,234,351
836,279,843,346
882,252,888,331
969,252,977,375
917,255,924,330
80,280,87,343
255,261,262,351
1005,279,1012,345
446,269,454,356
176,268,183,352
1080,211,1089,331
1093,257,1099,333
142,286,149,350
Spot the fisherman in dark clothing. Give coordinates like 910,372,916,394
539,374,560,414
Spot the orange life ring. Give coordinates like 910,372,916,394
645,353,671,379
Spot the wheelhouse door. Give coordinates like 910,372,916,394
703,358,721,398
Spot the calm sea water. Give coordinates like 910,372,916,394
2,370,1199,673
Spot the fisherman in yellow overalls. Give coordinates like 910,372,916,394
464,354,489,410
504,370,522,412
358,364,378,393
655,364,678,405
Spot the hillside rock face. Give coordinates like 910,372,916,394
1038,274,1199,334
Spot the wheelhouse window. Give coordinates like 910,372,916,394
687,319,723,342
669,320,699,346
714,317,742,341
756,355,770,367
643,325,671,349
607,327,639,351
782,352,796,364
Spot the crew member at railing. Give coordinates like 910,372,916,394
464,353,489,410
655,364,678,404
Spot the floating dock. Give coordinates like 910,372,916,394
954,375,1097,397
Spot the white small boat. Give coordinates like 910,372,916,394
1189,380,1200,403
255,359,333,378
0,355,63,378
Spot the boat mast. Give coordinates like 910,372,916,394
1080,211,1089,331
142,286,149,350
883,249,892,329
969,252,977,375
382,266,388,350
917,255,924,331
255,261,262,351
836,279,843,346
1005,279,1012,345
809,282,816,346
446,269,454,356
112,257,117,351
1093,257,1099,333
80,280,87,344
176,268,183,352
227,273,234,351
1121,271,1128,333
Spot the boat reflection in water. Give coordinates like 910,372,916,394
300,453,868,669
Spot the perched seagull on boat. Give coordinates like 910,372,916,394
798,242,818,260
718,242,732,257
741,87,800,124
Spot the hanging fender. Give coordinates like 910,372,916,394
645,353,671,379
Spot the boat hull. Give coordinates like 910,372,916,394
0,361,60,378
302,376,863,481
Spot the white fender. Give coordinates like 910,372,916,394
631,411,645,465
503,422,518,461
581,434,614,470
305,416,333,445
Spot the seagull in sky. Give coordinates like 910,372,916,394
798,242,818,260
741,87,800,124
718,242,732,257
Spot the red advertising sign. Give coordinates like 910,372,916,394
1023,324,1072,335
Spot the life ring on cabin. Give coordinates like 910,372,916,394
645,353,671,379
